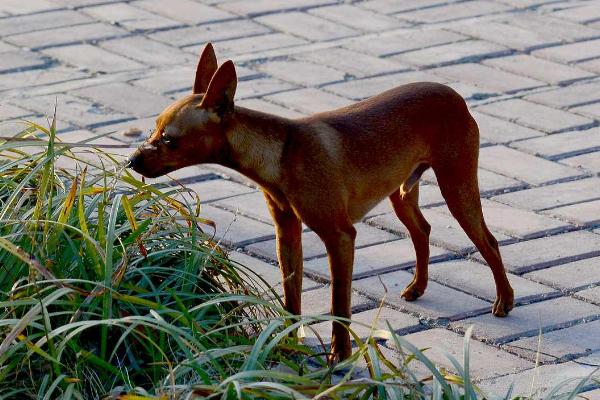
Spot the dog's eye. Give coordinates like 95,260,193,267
161,135,175,147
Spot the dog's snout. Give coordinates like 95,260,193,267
126,152,141,170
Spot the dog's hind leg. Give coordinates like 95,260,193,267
389,184,431,301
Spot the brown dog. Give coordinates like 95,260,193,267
128,43,514,361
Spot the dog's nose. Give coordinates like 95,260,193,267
126,153,140,170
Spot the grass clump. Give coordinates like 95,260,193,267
0,116,597,399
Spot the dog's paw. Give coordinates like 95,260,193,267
401,283,425,302
492,296,514,317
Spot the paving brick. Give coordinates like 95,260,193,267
359,0,450,14
394,328,533,380
2,52,49,76
236,78,296,99
82,3,179,32
505,319,600,363
133,0,236,25
264,88,353,114
507,14,600,43
429,259,556,304
93,117,157,143
185,179,256,203
579,388,600,400
576,286,600,305
393,40,510,68
212,33,307,58
546,200,600,228
236,98,306,119
72,83,172,118
304,239,451,280
492,177,600,211
0,67,93,94
551,2,600,23
370,207,512,254
474,231,600,273
149,20,270,47
577,58,600,75
471,111,543,143
572,102,600,120
297,47,408,78
228,251,321,296
246,223,400,262
451,296,600,344
215,190,273,223
525,257,600,291
0,10,93,37
483,54,594,85
400,1,511,23
512,128,600,160
525,81,600,109
0,0,57,14
324,70,444,100
255,59,346,86
301,286,374,316
479,145,583,185
17,93,132,129
199,204,275,246
534,38,600,63
5,22,129,50
43,44,144,73
308,4,407,32
431,63,545,95
449,20,559,51
256,12,358,41
354,269,491,320
219,0,336,17
99,37,192,67
561,152,600,175
476,99,594,134
344,29,467,57
0,104,33,121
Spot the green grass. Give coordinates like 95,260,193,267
0,116,597,399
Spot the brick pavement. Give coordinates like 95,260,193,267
1,0,600,394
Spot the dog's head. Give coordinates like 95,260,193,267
127,43,237,178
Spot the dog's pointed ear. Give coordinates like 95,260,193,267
199,60,237,114
193,43,218,94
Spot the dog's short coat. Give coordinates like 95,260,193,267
128,43,515,361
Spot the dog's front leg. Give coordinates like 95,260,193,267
264,193,303,315
318,224,356,362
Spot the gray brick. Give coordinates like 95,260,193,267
545,200,600,228
359,0,449,14
220,0,336,17
473,231,600,273
0,10,92,37
479,145,583,185
255,59,346,86
534,38,600,63
561,152,600,175
133,0,236,25
0,104,33,121
476,99,594,134
185,179,256,203
0,41,16,53
236,98,306,119
83,3,180,32
297,47,408,78
507,14,600,42
43,44,144,73
397,1,511,23
215,191,272,223
94,117,156,143
429,259,556,303
149,20,270,47
449,20,559,51
578,389,600,400
451,296,600,343
525,81,600,109
572,102,600,120
354,269,491,320
0,0,57,14
478,169,526,194
512,128,600,160
5,23,128,50
525,257,600,291
228,251,321,296
99,37,192,66
0,65,90,93
577,58,600,75
308,4,407,32
483,54,594,85
301,286,374,316
393,40,510,68
130,66,197,95
324,70,444,100
344,29,467,57
199,204,275,246
256,12,358,41
553,3,600,23
236,78,296,99
0,51,48,73
395,329,533,380
213,33,307,58
430,63,545,95
72,82,172,117
506,319,600,363
265,88,353,114
471,111,543,143
492,178,600,211
576,286,600,305
304,239,451,280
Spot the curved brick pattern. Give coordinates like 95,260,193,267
4,0,600,392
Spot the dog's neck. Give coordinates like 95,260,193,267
222,106,294,187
